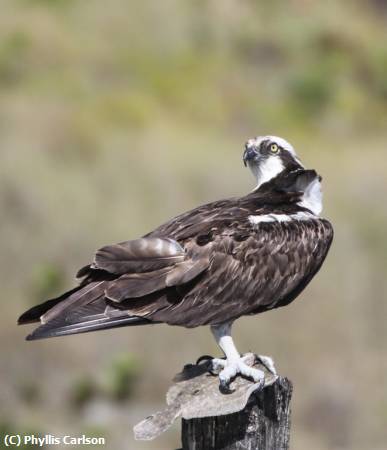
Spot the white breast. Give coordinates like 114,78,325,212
298,177,323,215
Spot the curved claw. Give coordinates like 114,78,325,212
196,355,219,376
219,377,235,394
196,354,268,392
196,355,214,365
254,354,277,377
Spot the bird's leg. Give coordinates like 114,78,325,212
210,322,265,392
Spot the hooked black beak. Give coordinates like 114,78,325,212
243,147,258,167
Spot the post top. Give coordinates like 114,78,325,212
134,355,282,441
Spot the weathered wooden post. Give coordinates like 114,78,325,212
181,377,292,450
134,357,293,450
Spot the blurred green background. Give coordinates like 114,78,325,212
1,0,387,449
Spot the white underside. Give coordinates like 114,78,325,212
298,177,323,215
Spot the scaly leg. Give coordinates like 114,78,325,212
210,322,265,391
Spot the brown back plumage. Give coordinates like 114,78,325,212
19,168,333,340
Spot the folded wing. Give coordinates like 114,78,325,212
19,237,210,340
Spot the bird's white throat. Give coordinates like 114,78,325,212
254,156,285,189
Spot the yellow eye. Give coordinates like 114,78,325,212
270,143,279,153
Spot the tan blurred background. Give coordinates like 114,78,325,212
1,0,387,449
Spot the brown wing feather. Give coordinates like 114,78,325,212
165,258,210,287
122,219,333,328
41,281,107,324
105,267,173,302
20,176,333,340
92,237,185,275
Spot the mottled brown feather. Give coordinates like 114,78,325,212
93,237,185,274
19,168,334,339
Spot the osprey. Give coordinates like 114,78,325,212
19,136,333,390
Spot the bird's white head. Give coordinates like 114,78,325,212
243,135,304,189
243,135,323,215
